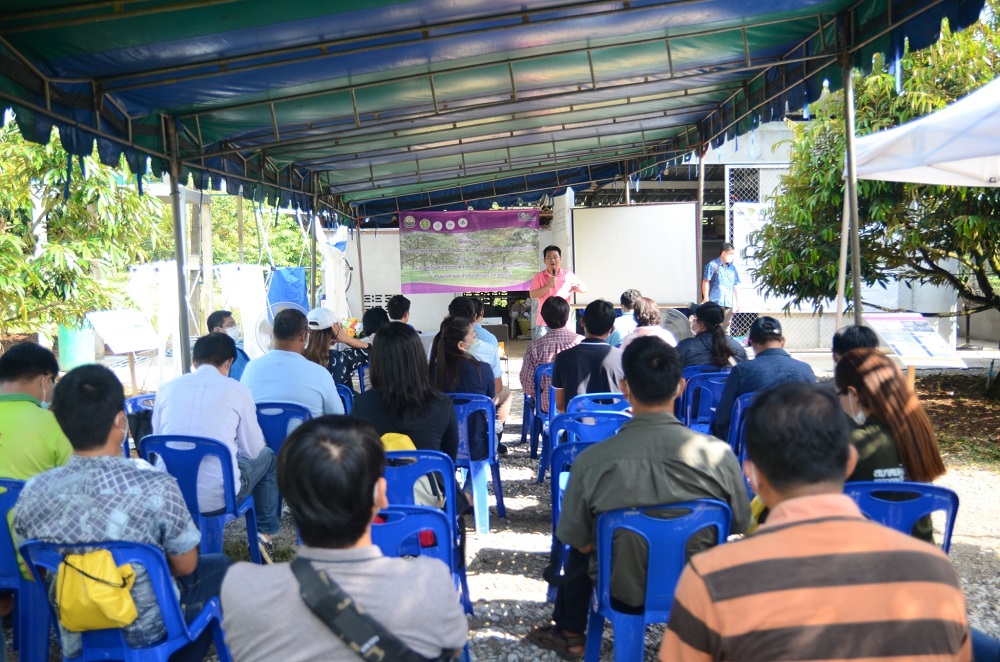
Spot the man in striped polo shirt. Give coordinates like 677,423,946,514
661,382,970,662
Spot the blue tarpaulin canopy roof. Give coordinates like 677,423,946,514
0,0,986,215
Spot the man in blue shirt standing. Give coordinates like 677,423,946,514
702,243,740,311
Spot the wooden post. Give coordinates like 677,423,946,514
906,364,916,389
237,194,245,263
127,352,138,396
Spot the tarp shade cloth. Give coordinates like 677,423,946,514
266,268,309,315
0,0,986,212
854,76,1000,187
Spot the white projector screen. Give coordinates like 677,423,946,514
572,204,698,306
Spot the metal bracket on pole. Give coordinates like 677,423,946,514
167,117,192,373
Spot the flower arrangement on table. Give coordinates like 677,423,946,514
341,317,361,338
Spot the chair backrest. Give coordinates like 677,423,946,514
124,395,156,414
549,442,598,530
139,435,238,516
0,480,25,589
566,392,631,414
549,412,630,447
726,392,757,457
844,481,960,553
681,366,730,380
255,402,312,456
336,383,354,414
594,500,732,623
681,373,729,426
371,506,453,566
448,393,496,466
533,363,554,415
19,540,192,651
384,450,458,513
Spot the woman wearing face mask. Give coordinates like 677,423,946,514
429,316,494,460
834,347,945,542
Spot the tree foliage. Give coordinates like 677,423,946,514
0,121,164,334
749,4,1000,315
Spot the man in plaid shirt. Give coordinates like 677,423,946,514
519,298,583,414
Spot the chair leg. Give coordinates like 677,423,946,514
470,461,490,535
584,607,605,662
490,461,506,519
458,570,474,616
535,433,551,484
612,617,646,662
212,619,233,662
530,416,542,459
244,504,262,565
16,578,51,662
200,517,226,556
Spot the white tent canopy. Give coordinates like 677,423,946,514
854,77,1000,186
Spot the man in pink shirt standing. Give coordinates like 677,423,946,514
529,245,586,338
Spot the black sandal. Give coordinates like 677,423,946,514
526,624,585,660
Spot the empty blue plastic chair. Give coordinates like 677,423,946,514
336,383,354,414
566,392,631,414
537,411,630,483
20,540,231,662
139,435,262,564
585,500,733,662
255,402,311,521
123,394,156,459
680,373,729,433
449,393,506,535
726,392,757,459
844,481,959,553
383,450,472,614
529,363,555,459
546,441,599,602
0,480,52,662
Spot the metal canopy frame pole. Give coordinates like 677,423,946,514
167,118,192,373
696,144,706,301
834,191,851,329
310,180,319,308
840,53,864,325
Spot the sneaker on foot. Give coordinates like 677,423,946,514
497,442,509,456
257,534,275,564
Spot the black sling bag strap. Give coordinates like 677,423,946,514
290,557,459,662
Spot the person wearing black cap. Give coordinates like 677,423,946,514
711,315,815,440
676,302,748,369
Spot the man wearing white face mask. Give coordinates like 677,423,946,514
0,341,71,481
208,309,251,381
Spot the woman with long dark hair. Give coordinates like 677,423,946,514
835,347,946,541
352,322,458,458
675,302,747,368
429,316,494,460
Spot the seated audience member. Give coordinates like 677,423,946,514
430,316,494,460
386,295,412,325
527,337,751,658
448,296,511,434
470,296,498,346
835,347,946,542
675,302,747,369
221,416,467,661
661,382,969,661
712,316,815,440
304,307,371,389
831,323,879,364
352,322,458,459
241,308,344,418
14,365,231,662
620,297,677,349
519,298,583,415
0,342,71,480
152,332,279,562
552,300,624,413
208,309,251,380
607,288,641,347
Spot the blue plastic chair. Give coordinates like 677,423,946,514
680,373,729,433
585,500,733,662
0,480,52,662
384,450,472,614
336,383,354,414
356,363,369,393
681,365,730,380
726,392,757,459
529,363,554,459
449,393,506,535
372,505,453,565
123,394,156,459
537,411,631,483
19,540,232,662
255,402,311,521
844,481,960,553
566,392,631,414
546,441,599,602
139,435,262,564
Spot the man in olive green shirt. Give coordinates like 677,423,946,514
527,337,751,659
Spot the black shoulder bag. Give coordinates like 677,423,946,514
290,557,461,662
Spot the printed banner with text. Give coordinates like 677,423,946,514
399,210,539,294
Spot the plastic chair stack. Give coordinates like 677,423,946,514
0,480,52,662
844,481,960,553
449,393,506,535
139,435,262,564
679,373,729,433
537,411,631,483
585,500,733,661
20,540,232,662
255,402,312,521
336,383,354,414
383,450,472,614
